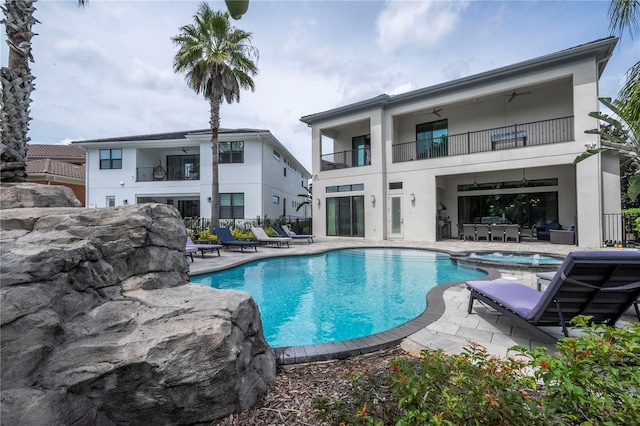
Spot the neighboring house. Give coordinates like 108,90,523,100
26,144,86,206
300,37,621,248
72,129,311,221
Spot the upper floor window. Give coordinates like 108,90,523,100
273,150,281,161
106,195,115,207
219,141,244,163
283,167,287,177
272,195,280,204
100,149,122,169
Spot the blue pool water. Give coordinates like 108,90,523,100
469,252,563,265
190,248,487,347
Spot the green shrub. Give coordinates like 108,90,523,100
197,229,219,243
513,317,640,425
314,318,640,425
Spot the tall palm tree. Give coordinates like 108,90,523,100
1,0,38,182
608,0,639,122
172,3,258,230
1,0,87,183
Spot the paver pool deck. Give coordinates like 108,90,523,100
188,238,638,364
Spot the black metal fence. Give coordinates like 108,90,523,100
184,216,313,236
392,116,574,163
602,213,640,247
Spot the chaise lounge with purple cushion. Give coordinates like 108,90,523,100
466,250,640,342
186,236,223,258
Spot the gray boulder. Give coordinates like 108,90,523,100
1,184,275,425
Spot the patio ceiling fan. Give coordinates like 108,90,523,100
505,89,532,103
431,107,442,117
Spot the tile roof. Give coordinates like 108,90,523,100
27,144,86,160
26,159,86,180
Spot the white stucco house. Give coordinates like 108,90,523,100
73,129,311,221
300,37,622,248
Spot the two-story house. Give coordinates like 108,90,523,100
301,37,622,248
72,129,311,221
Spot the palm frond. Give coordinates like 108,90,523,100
608,0,640,38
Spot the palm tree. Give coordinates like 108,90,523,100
172,3,258,230
1,0,38,182
575,97,640,201
608,0,639,122
1,0,87,183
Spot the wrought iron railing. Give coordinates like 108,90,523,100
184,216,312,236
320,147,370,171
391,116,574,163
136,166,200,182
602,213,640,247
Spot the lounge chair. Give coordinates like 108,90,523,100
250,227,291,247
185,246,197,262
186,236,222,258
466,251,640,342
272,225,312,243
213,227,259,253
281,224,314,243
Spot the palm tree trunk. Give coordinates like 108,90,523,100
1,0,37,182
209,96,222,230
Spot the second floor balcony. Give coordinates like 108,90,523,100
393,116,574,163
136,165,200,182
319,116,574,171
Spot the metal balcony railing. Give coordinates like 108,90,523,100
392,116,574,163
136,166,200,182
320,147,370,171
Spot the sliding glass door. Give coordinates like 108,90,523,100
326,196,364,236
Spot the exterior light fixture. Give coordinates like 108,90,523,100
371,194,376,203
207,197,212,202
316,198,321,206
410,193,415,202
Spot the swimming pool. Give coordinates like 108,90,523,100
190,248,487,347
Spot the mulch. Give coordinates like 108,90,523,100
213,347,410,425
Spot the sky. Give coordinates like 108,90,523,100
5,0,639,172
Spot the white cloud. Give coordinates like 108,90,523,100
25,0,637,174
388,82,416,96
376,0,470,54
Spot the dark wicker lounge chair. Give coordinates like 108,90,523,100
466,250,640,342
213,227,259,253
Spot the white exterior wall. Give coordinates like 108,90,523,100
79,130,311,220
306,39,619,248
